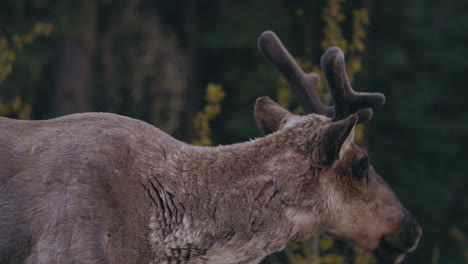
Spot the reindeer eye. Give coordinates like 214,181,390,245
351,156,369,181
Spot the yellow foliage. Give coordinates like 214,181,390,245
0,22,52,120
0,22,54,83
321,253,346,264
320,235,334,251
291,255,314,264
288,235,376,264
346,9,369,85
287,241,303,251
350,9,369,53
193,83,225,146
354,124,365,143
321,0,348,54
352,245,377,264
0,39,16,83
0,96,32,120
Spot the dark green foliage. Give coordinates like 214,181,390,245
366,1,468,263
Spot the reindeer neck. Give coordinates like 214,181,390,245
182,134,287,183
140,130,320,263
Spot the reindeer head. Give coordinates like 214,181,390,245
255,31,421,264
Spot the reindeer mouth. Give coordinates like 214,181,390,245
373,234,420,264
373,237,406,264
373,210,422,264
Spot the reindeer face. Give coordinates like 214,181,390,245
255,105,422,263
255,31,422,264
319,141,422,264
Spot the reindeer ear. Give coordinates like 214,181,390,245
312,114,358,166
254,97,292,135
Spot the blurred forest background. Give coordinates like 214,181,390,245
1,0,467,263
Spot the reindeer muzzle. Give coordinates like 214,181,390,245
373,210,422,264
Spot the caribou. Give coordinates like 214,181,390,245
0,31,421,264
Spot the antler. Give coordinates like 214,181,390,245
257,30,385,123
257,31,333,117
320,47,385,122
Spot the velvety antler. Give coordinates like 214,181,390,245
320,47,385,123
258,30,385,123
257,31,333,116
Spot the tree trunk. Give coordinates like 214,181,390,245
181,0,201,142
51,1,96,116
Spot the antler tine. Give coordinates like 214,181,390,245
320,47,385,123
258,31,332,116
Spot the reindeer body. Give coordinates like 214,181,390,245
0,113,152,263
0,31,421,264
0,113,325,263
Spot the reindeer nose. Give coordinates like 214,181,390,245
373,212,422,264
403,211,422,245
